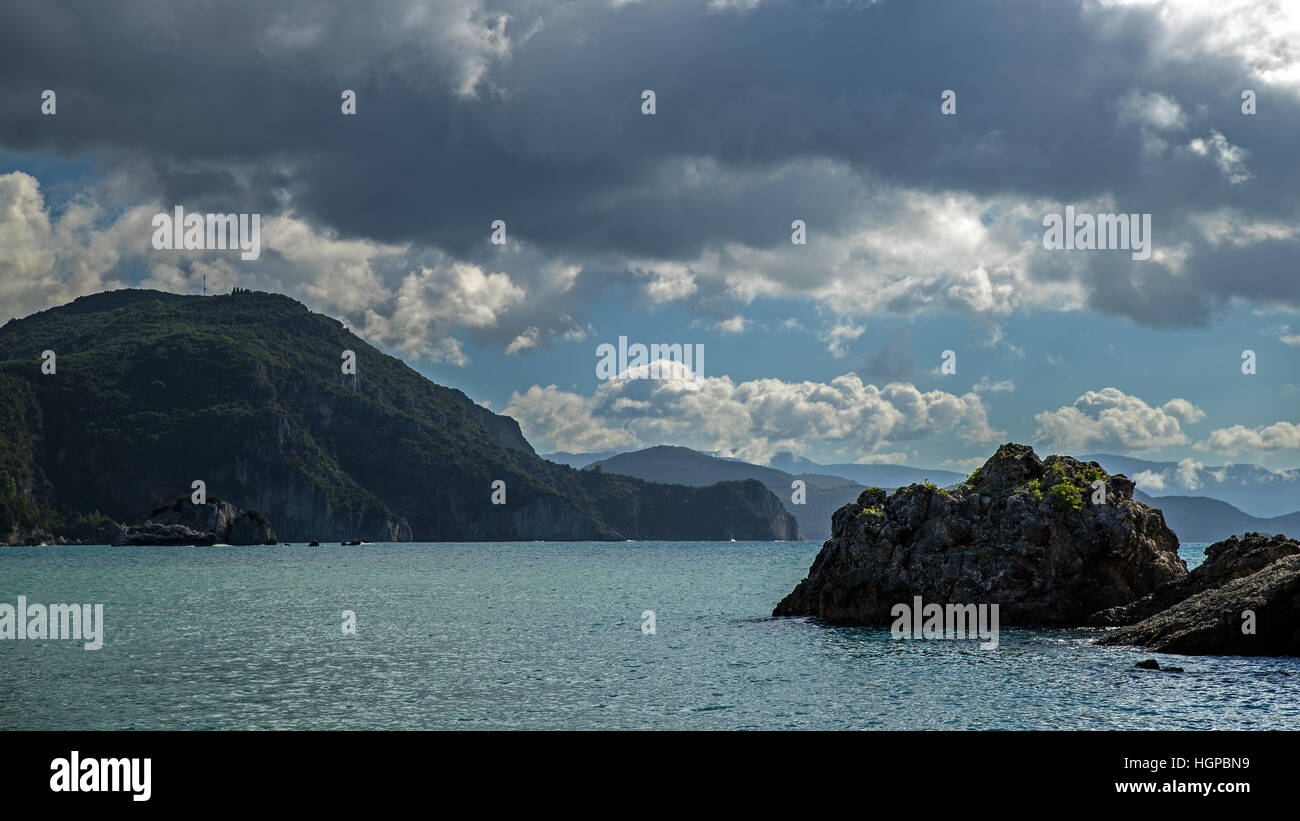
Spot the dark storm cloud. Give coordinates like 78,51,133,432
1083,234,1300,328
1,0,1297,328
857,327,915,381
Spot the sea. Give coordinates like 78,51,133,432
2,541,1297,730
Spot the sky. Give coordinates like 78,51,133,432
1,0,1297,479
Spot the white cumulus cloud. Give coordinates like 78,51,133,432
1033,388,1204,452
505,372,1002,464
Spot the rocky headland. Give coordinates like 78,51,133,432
0,289,799,544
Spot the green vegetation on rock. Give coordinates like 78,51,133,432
1047,482,1084,512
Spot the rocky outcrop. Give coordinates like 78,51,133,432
113,523,217,546
228,508,277,545
773,443,1185,625
3,527,93,546
113,498,276,546
1089,532,1299,626
1096,553,1300,655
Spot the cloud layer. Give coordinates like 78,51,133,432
3,0,1300,339
2,0,1297,464
505,368,1001,463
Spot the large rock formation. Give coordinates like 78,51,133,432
1096,553,1300,655
773,443,1186,625
113,498,277,546
1089,532,1299,626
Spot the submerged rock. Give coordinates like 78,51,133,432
1097,553,1300,655
1134,659,1184,672
773,443,1185,625
1089,532,1299,626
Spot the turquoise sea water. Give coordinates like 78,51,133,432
2,540,1296,730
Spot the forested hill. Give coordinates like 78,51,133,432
0,289,799,544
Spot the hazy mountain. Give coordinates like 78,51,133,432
584,445,1300,545
594,446,796,487
1132,489,1300,544
768,451,965,489
1087,454,1299,518
0,290,799,543
588,446,882,541
542,451,620,469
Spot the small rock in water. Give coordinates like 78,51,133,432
1135,659,1160,669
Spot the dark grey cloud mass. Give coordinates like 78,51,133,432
857,327,915,381
1,0,1298,331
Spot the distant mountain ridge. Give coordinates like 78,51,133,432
1085,453,1299,519
579,445,1300,545
1132,490,1300,544
0,289,799,544
543,451,620,469
586,446,977,541
767,451,966,489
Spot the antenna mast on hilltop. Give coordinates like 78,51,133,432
202,274,206,297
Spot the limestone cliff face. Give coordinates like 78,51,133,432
457,390,536,455
774,443,1185,625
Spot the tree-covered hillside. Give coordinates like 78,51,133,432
0,289,800,543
